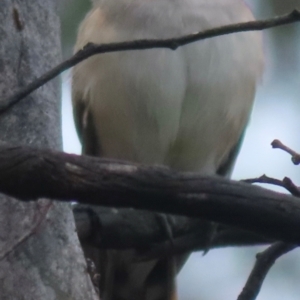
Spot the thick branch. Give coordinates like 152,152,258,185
74,206,269,256
0,145,300,244
2,10,300,112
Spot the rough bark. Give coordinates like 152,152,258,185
0,1,97,299
74,206,269,257
0,145,298,245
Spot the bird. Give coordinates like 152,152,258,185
71,0,264,299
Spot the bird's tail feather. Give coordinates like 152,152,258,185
83,245,178,300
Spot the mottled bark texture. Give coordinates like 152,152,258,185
0,1,97,299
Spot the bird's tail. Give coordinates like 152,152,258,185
83,246,179,300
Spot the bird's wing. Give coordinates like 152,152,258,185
72,93,101,156
217,129,246,177
72,44,179,300
72,80,180,300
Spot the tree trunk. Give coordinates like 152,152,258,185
0,1,97,299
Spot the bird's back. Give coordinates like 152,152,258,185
73,0,263,172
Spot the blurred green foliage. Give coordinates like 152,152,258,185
59,0,91,57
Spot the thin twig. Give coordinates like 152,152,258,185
237,242,297,300
271,139,300,165
2,9,300,113
240,166,300,299
243,174,300,197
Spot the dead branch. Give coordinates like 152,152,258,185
271,139,300,165
237,242,297,300
238,166,300,300
243,174,300,196
0,144,300,245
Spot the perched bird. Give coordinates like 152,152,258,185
72,0,264,299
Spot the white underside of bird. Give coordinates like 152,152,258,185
72,0,264,299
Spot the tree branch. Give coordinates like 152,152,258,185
237,242,297,300
243,174,300,196
271,139,300,165
2,9,300,113
238,164,300,300
74,206,269,257
0,144,300,245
